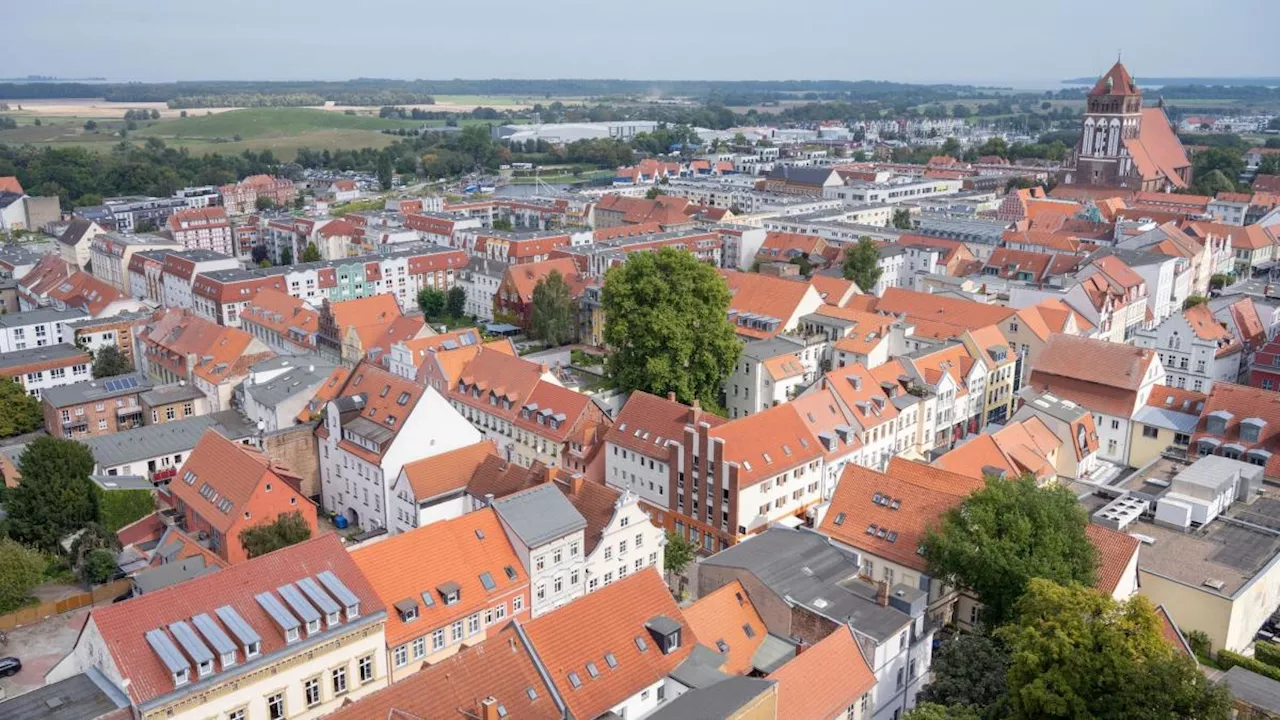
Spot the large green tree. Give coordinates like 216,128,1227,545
892,207,913,230
91,345,133,379
0,538,45,612
446,285,467,319
0,376,43,437
529,270,575,347
239,511,313,559
417,287,446,319
921,474,1096,627
906,704,981,720
7,437,100,551
919,633,1009,717
664,530,697,574
997,579,1232,720
300,242,322,263
842,237,883,293
602,248,741,409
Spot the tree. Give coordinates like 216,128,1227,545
7,437,100,551
80,549,117,585
997,579,1232,720
300,242,322,263
377,152,394,190
892,207,913,230
0,538,44,613
238,511,313,559
842,237,883,293
906,704,982,720
446,285,467,319
69,522,121,584
1184,294,1209,309
82,120,98,131
0,376,44,438
491,217,513,231
134,218,157,233
921,474,1096,627
530,270,575,347
99,489,155,531
1210,273,1232,290
1192,169,1238,196
91,345,133,378
919,633,1009,717
664,531,696,574
279,246,293,266
1258,154,1280,176
255,196,276,211
645,186,666,200
602,248,741,409
417,287,446,319
251,244,270,265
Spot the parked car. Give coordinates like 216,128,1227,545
0,657,20,677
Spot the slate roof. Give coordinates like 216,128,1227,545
41,372,152,409
492,483,587,548
80,410,257,469
0,669,129,720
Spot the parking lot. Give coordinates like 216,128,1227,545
0,607,89,700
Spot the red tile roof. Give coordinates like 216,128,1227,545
350,508,526,647
769,624,876,719
683,580,768,675
520,569,693,720
88,533,380,706
319,361,424,462
605,391,724,459
167,430,305,536
401,440,499,500
501,257,583,305
140,309,270,385
710,403,824,488
1090,61,1139,97
0,176,22,194
1086,523,1139,596
1192,382,1280,478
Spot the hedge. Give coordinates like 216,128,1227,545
1218,649,1280,682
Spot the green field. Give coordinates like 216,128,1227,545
0,107,432,159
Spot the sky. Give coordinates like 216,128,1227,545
5,0,1279,86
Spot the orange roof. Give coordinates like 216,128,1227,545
45,271,126,316
239,288,319,349
146,526,230,571
1183,304,1241,358
1124,109,1191,189
720,269,816,339
1090,61,1139,96
1031,297,1095,334
757,231,827,259
819,461,983,572
769,625,876,719
320,361,424,461
1187,221,1276,251
401,440,499,500
606,390,724,459
350,508,526,646
1192,382,1280,478
167,430,303,535
710,403,824,487
1085,523,1139,596
141,309,268,385
501,257,582,304
166,206,228,232
762,354,806,382
0,176,22,194
872,287,1015,335
1027,336,1159,417
521,569,694,720
935,417,1059,482
297,365,350,422
682,580,768,675
593,222,663,242
809,274,860,305
330,293,402,335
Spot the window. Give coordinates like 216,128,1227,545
1110,419,1120,430
513,594,524,612
432,628,446,651
412,636,426,659
332,666,347,695
267,692,286,720
305,677,321,707
1143,425,1159,439
166,406,176,421
468,614,481,635
536,584,546,601
1174,432,1191,446
451,620,464,642
535,556,545,571
359,655,374,684
183,402,193,417
393,645,408,667
229,708,246,720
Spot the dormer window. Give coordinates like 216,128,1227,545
326,610,341,627
306,618,321,635
174,667,190,687
246,640,261,658
220,651,236,669
345,603,360,621
285,627,300,643
198,659,214,678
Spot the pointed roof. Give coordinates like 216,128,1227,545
1089,61,1140,97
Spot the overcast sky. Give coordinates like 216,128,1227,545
5,0,1278,86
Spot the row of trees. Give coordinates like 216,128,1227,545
907,474,1230,719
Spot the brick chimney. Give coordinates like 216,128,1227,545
876,580,890,607
569,473,584,495
668,391,677,402
481,697,500,720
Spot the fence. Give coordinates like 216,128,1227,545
0,578,132,631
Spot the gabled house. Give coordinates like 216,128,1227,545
1010,391,1102,481
350,508,529,681
57,219,106,270
166,430,318,565
933,416,1061,484
720,269,824,340
1134,303,1243,394
493,483,588,617
317,360,481,531
1190,382,1280,480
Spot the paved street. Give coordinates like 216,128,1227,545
0,607,89,700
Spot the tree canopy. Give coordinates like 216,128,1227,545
529,270,575,347
91,345,134,379
7,437,100,551
921,474,1096,627
842,237,883,293
918,632,1009,717
664,530,696,574
300,242,322,263
0,376,43,438
0,538,45,613
446,285,467,319
602,248,741,409
996,579,1231,720
417,287,446,319
239,511,313,559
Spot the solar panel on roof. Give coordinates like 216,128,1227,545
278,583,321,624
317,571,360,608
145,629,190,674
441,340,459,350
255,592,301,636
191,613,236,656
215,606,261,648
296,577,341,617
168,620,214,666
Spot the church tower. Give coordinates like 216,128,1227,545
1071,61,1144,187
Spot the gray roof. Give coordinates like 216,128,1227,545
240,356,337,409
668,644,732,690
0,306,86,328
702,527,921,642
81,410,257,469
0,669,129,720
64,309,151,330
766,165,838,185
750,633,797,673
41,372,153,409
133,555,221,594
1132,405,1201,434
648,677,775,720
1223,665,1280,712
492,483,587,547
1018,391,1091,424
57,218,99,247
1175,455,1263,492
140,383,206,407
0,343,90,371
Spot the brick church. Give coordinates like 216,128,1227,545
1060,61,1193,192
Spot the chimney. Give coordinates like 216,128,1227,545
791,636,808,655
569,473,585,495
481,697,500,720
876,581,890,607
485,493,495,507
668,391,677,402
